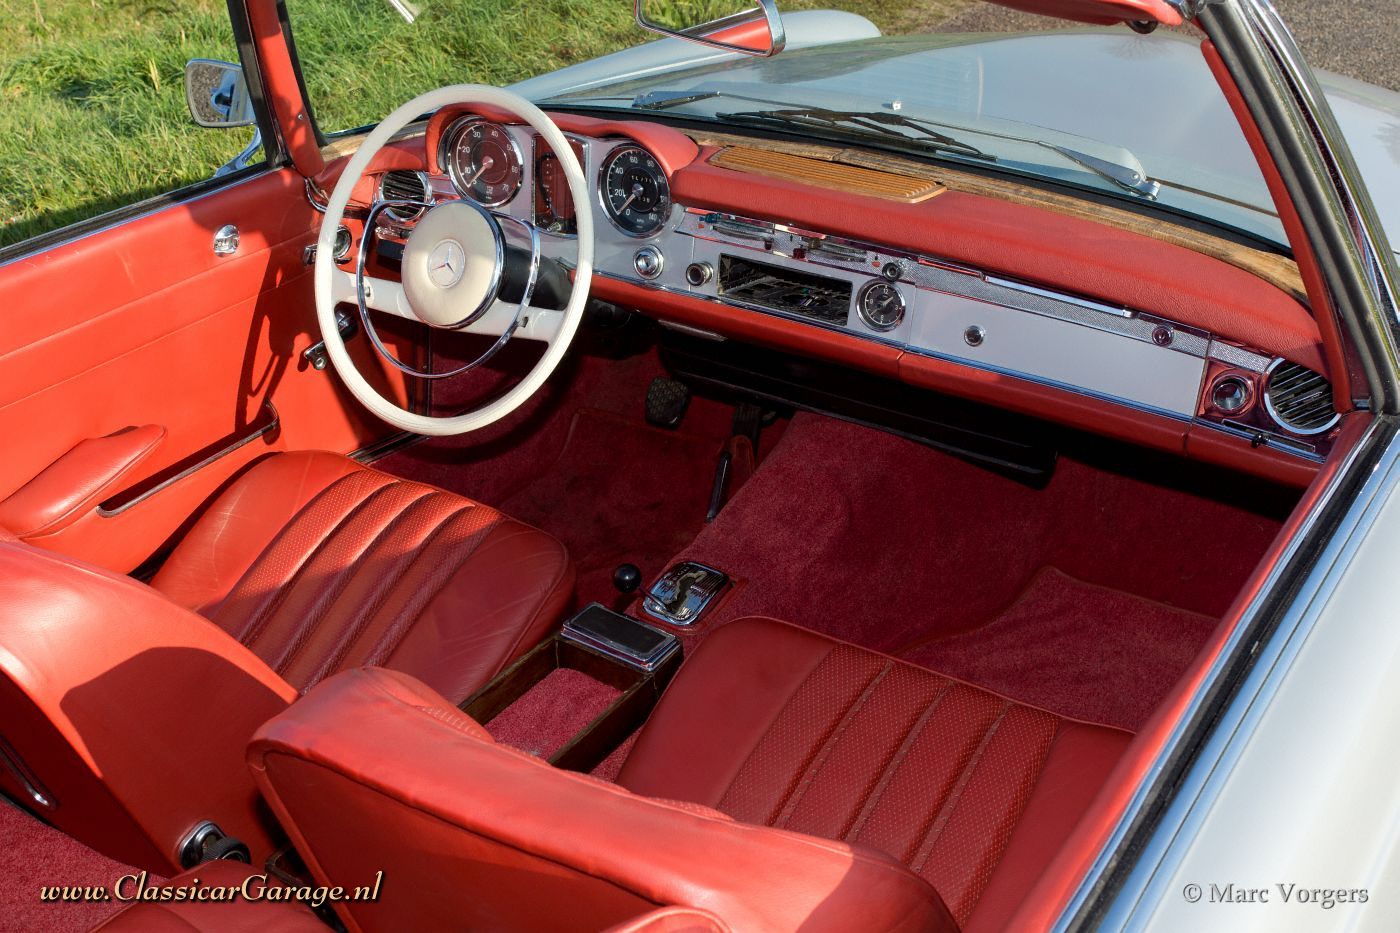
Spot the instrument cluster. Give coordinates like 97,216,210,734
435,116,674,240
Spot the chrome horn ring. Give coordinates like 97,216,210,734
354,199,542,380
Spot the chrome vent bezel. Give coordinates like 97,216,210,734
377,170,432,223
1263,358,1340,436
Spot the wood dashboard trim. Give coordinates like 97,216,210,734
708,146,946,203
689,129,1306,304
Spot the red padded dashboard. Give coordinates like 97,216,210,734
335,108,1330,484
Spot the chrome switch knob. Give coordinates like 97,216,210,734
634,246,664,279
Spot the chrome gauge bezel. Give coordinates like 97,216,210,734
440,116,524,207
856,279,906,331
598,145,671,238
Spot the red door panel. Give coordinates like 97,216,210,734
0,165,412,572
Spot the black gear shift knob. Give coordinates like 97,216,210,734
613,563,642,594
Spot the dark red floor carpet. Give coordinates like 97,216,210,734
494,409,722,611
384,348,1293,745
0,803,147,932
377,342,738,612
899,567,1218,730
658,412,1289,730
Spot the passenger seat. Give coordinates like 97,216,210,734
248,618,1130,931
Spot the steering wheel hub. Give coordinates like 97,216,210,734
401,200,504,329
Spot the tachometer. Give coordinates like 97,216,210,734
442,118,523,206
600,146,671,237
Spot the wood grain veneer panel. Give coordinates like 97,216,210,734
709,146,946,203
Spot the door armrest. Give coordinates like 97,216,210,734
0,425,165,538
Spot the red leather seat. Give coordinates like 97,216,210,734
249,666,956,933
250,618,1129,931
151,450,574,702
0,451,572,874
617,618,1132,931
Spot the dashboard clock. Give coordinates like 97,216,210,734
857,280,906,331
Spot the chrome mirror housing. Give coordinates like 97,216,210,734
184,59,256,128
635,0,786,57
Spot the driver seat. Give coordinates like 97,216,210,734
0,450,573,874
150,450,574,700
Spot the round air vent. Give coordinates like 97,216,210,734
1263,359,1340,435
378,170,431,223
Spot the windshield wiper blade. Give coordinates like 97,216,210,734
716,108,996,161
1040,145,1160,198
633,90,722,110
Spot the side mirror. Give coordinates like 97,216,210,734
184,59,255,128
635,0,785,58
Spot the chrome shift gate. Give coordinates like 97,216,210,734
642,562,729,626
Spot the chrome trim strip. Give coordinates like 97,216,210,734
0,736,56,809
96,402,279,517
680,210,1213,358
1207,339,1272,371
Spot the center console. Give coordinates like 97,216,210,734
460,605,682,772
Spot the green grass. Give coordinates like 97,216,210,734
0,0,967,249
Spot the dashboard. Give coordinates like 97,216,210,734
330,109,1343,485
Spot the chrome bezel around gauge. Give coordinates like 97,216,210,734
856,279,906,331
598,144,671,238
532,132,590,236
439,116,524,207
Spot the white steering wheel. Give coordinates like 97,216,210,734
312,85,593,436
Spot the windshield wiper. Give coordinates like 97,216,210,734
716,108,996,162
725,107,1159,199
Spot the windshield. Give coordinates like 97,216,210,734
285,2,1286,246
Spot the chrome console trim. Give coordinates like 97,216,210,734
642,562,730,627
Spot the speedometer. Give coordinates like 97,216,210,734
442,118,523,206
600,146,671,237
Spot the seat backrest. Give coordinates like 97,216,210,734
248,667,957,933
0,541,296,872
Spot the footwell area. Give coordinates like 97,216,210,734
664,411,1290,731
376,341,733,611
899,568,1217,730
381,346,1293,736
494,410,721,610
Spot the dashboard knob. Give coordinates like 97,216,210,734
634,247,664,280
685,262,714,286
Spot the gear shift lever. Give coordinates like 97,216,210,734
642,562,728,626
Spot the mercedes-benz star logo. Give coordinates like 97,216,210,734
427,240,466,288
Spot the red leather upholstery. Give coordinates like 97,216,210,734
0,450,570,873
606,907,730,932
91,861,323,932
618,618,1132,930
249,667,957,933
0,541,296,872
0,424,164,538
152,450,574,702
